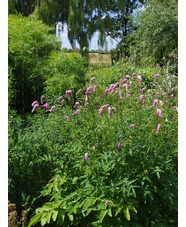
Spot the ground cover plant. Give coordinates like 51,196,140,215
16,65,177,226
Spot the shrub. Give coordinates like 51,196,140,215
8,14,61,113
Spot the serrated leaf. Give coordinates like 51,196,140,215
123,207,130,221
108,208,112,217
99,209,108,223
115,207,122,217
52,210,58,222
46,211,52,224
28,213,42,227
41,217,47,226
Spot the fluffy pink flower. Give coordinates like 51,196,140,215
72,106,82,116
90,77,96,85
132,73,136,76
66,116,70,121
58,96,63,101
156,123,161,133
140,95,145,100
40,97,44,104
118,91,123,100
153,99,158,108
137,75,142,86
159,100,163,107
104,88,111,98
171,94,174,99
154,74,159,82
99,108,104,115
130,124,136,128
74,101,80,109
85,153,88,161
123,78,127,83
105,200,109,206
62,99,65,103
108,107,112,118
50,106,56,112
32,101,39,107
66,90,72,98
156,109,163,118
118,141,122,150
112,82,119,90
102,104,109,109
43,103,49,110
173,106,178,112
93,85,97,92
31,103,39,113
142,88,145,94
124,84,130,93
93,146,95,150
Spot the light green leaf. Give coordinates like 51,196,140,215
99,209,108,223
123,207,130,221
52,210,58,222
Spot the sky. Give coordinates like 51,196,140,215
56,22,121,51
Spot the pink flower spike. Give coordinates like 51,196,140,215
142,88,145,94
72,106,82,116
62,99,65,103
93,146,95,150
99,108,104,115
58,96,63,101
140,95,145,100
157,123,161,132
171,94,174,99
90,77,96,85
108,107,112,118
124,84,130,93
139,72,142,75
66,116,70,121
104,88,111,98
156,109,163,118
123,78,127,83
159,100,163,107
130,124,136,128
31,103,39,113
137,75,142,86
40,97,43,104
50,106,56,112
93,85,97,92
173,106,178,112
65,90,72,98
85,153,88,161
154,74,159,82
43,103,49,110
102,104,109,109
153,99,158,108
32,101,39,107
118,141,122,150
118,91,123,100
74,101,80,109
105,200,109,206
132,73,136,76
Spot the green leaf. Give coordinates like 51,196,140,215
108,208,112,217
46,211,52,224
28,213,42,227
68,214,73,221
99,209,108,223
58,209,65,224
115,207,122,217
41,217,47,226
52,210,58,222
123,207,130,221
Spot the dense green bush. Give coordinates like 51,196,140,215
42,51,87,103
10,65,177,226
8,14,61,113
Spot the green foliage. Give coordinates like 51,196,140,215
8,63,177,226
8,14,61,113
135,0,178,64
43,51,87,102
